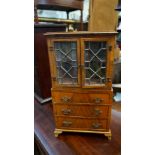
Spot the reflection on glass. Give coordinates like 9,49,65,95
54,42,78,84
84,41,107,85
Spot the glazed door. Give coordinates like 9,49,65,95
49,39,80,87
81,38,112,88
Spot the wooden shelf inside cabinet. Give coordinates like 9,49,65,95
34,0,84,30
45,31,117,139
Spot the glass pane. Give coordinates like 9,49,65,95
54,41,78,85
84,41,107,85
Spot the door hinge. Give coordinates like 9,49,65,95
106,77,112,82
52,77,56,81
49,46,54,51
108,45,112,51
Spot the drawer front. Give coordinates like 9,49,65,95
52,92,111,104
55,117,109,131
54,104,111,118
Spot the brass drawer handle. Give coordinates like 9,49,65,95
61,109,72,115
94,109,102,116
94,98,104,103
61,96,71,103
92,123,102,129
62,121,72,127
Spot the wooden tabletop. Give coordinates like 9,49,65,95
34,99,121,155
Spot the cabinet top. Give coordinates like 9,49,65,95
44,31,117,37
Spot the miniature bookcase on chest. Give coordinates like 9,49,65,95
45,32,117,140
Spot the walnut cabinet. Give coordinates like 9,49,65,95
34,23,66,104
45,32,117,140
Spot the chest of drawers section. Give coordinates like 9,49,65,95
52,90,112,139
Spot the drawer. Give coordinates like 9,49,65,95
52,92,111,104
55,116,109,131
54,104,111,118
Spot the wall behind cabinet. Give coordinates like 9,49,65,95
89,0,118,32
